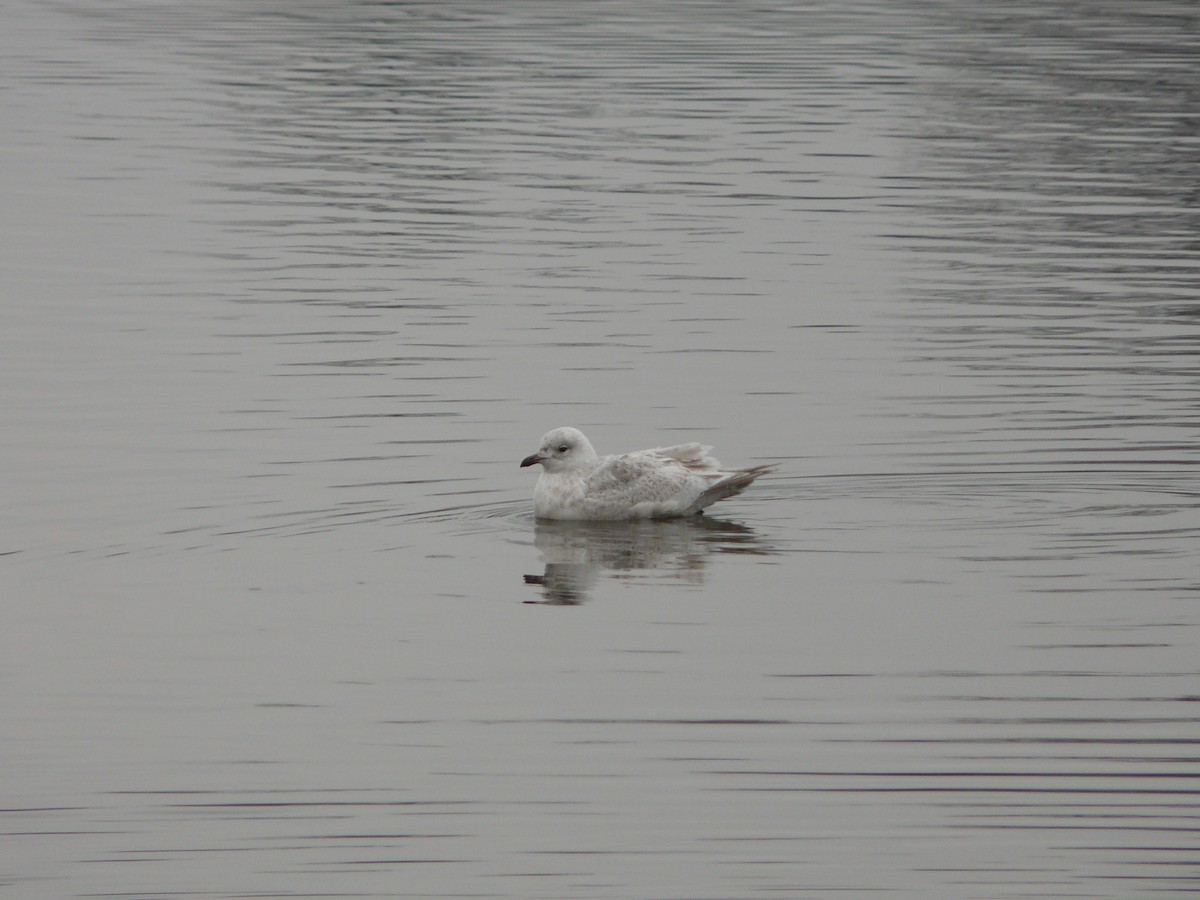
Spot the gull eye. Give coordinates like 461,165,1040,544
557,444,569,453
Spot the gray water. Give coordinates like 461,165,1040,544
3,1,1199,898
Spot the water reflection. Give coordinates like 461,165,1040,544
524,515,771,604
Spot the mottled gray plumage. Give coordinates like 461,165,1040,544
519,426,774,520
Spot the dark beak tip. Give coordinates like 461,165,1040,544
519,454,542,468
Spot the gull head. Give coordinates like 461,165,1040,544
520,426,598,474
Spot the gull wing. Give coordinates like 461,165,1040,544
581,451,706,518
649,442,723,474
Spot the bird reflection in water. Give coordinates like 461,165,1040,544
523,515,772,604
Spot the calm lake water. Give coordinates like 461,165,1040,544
3,1,1199,898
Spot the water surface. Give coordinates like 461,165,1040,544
3,1,1198,898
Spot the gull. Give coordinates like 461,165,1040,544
519,426,774,520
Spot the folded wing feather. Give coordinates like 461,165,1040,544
584,452,700,507
580,449,774,519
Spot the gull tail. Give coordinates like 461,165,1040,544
684,464,776,515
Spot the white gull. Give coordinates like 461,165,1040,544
519,426,774,520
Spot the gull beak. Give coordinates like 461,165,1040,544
520,452,544,468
